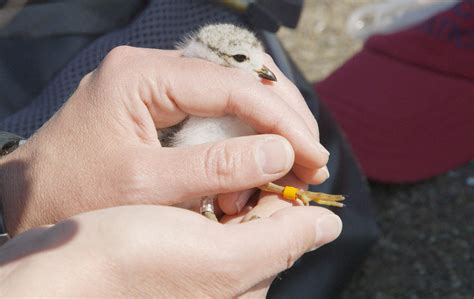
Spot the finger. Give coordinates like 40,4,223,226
292,164,330,185
220,194,259,224
261,56,332,185
159,51,319,144
143,52,329,169
242,172,306,222
225,206,342,286
220,205,253,224
144,49,183,57
237,277,274,298
262,54,320,139
137,135,294,205
241,198,293,223
217,188,256,215
95,47,328,169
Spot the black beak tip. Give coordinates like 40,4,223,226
256,65,277,82
258,72,277,82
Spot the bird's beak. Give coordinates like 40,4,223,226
255,65,277,81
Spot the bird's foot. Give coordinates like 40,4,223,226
298,190,345,207
259,182,345,208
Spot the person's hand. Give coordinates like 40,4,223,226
221,172,308,223
0,47,329,234
216,55,331,216
0,204,342,297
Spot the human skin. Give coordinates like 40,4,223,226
0,47,331,235
0,204,342,297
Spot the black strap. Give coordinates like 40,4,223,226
0,131,24,245
0,204,9,246
214,0,303,32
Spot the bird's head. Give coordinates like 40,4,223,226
179,24,277,81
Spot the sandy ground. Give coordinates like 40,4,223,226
277,1,474,298
277,0,377,81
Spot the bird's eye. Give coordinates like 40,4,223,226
232,54,248,63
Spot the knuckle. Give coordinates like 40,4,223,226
101,45,138,72
265,114,282,135
113,153,150,203
93,46,145,100
106,45,136,60
263,52,275,64
203,143,241,191
222,67,250,87
77,71,94,89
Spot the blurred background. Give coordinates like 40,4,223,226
278,0,375,81
277,1,473,298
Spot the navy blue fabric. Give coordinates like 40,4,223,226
0,0,243,136
0,0,147,120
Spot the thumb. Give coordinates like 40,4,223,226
143,135,294,205
225,206,342,287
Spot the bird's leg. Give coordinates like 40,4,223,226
258,182,345,208
200,184,344,222
200,196,218,221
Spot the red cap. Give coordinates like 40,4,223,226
315,1,474,183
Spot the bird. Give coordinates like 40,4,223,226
158,24,344,221
159,24,275,149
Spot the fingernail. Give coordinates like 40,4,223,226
235,190,253,213
322,166,330,179
312,214,342,250
258,138,292,174
316,142,330,156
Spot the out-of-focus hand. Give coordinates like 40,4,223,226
0,204,342,297
0,47,329,235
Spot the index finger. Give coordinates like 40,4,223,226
261,54,320,140
156,55,330,169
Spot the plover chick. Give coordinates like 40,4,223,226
158,24,343,221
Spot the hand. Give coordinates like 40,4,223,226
216,55,330,216
221,172,307,223
0,204,342,297
0,47,329,234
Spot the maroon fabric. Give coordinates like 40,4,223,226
315,1,474,183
